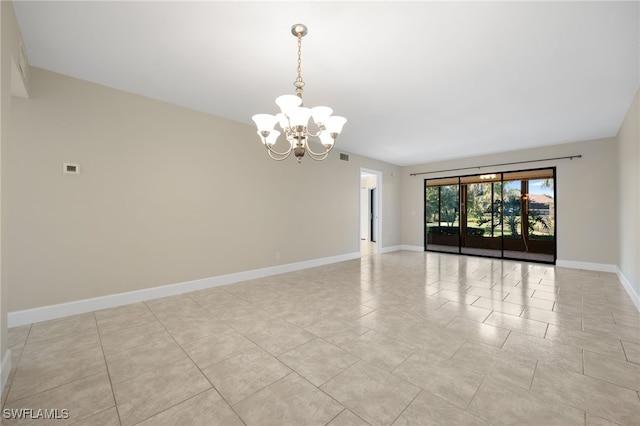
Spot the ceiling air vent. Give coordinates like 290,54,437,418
339,153,349,162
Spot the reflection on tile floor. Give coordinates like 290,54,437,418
2,251,640,425
428,244,555,263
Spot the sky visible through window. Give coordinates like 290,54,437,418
529,179,554,196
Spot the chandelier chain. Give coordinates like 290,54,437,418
294,33,305,98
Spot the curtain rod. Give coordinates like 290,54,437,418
409,154,582,177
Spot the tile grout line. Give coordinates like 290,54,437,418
448,339,467,360
296,336,362,387
143,301,249,425
500,330,512,349
528,360,539,390
6,313,120,422
94,311,123,426
1,324,32,408
543,322,549,339
620,339,630,363
530,377,610,426
581,347,640,393
388,388,422,425
154,388,224,425
230,327,327,408
288,369,356,421
464,372,487,411
139,301,246,425
323,408,348,426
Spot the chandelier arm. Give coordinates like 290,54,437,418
305,149,330,161
305,127,324,138
304,137,334,157
266,146,293,161
265,143,294,158
283,128,294,142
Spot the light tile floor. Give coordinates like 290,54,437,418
2,251,640,425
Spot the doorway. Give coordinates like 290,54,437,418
360,169,381,256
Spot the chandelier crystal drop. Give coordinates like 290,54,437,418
252,24,346,163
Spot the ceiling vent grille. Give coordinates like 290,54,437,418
339,153,349,162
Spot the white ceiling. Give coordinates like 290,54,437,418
13,1,640,166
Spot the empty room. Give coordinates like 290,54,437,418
0,1,638,425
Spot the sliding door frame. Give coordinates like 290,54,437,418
424,167,557,264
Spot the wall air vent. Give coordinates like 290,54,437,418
63,163,80,175
339,153,349,162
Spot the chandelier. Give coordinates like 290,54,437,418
252,24,347,163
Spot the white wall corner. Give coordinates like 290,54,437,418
617,268,640,312
7,251,361,328
1,349,11,395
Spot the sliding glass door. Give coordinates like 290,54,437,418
460,174,502,257
502,172,556,261
425,168,556,263
425,178,459,253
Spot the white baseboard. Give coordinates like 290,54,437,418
8,251,360,328
380,245,402,254
617,268,640,312
9,251,636,327
555,259,618,273
556,260,638,313
1,349,11,395
400,245,424,252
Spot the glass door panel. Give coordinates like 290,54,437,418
425,185,440,247
492,181,503,239
501,170,555,262
521,177,555,262
460,175,501,257
501,179,523,241
425,179,460,253
527,178,555,241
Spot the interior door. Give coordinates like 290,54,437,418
370,188,376,243
360,188,368,240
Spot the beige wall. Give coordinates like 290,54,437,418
4,67,401,312
617,89,639,298
400,138,619,266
